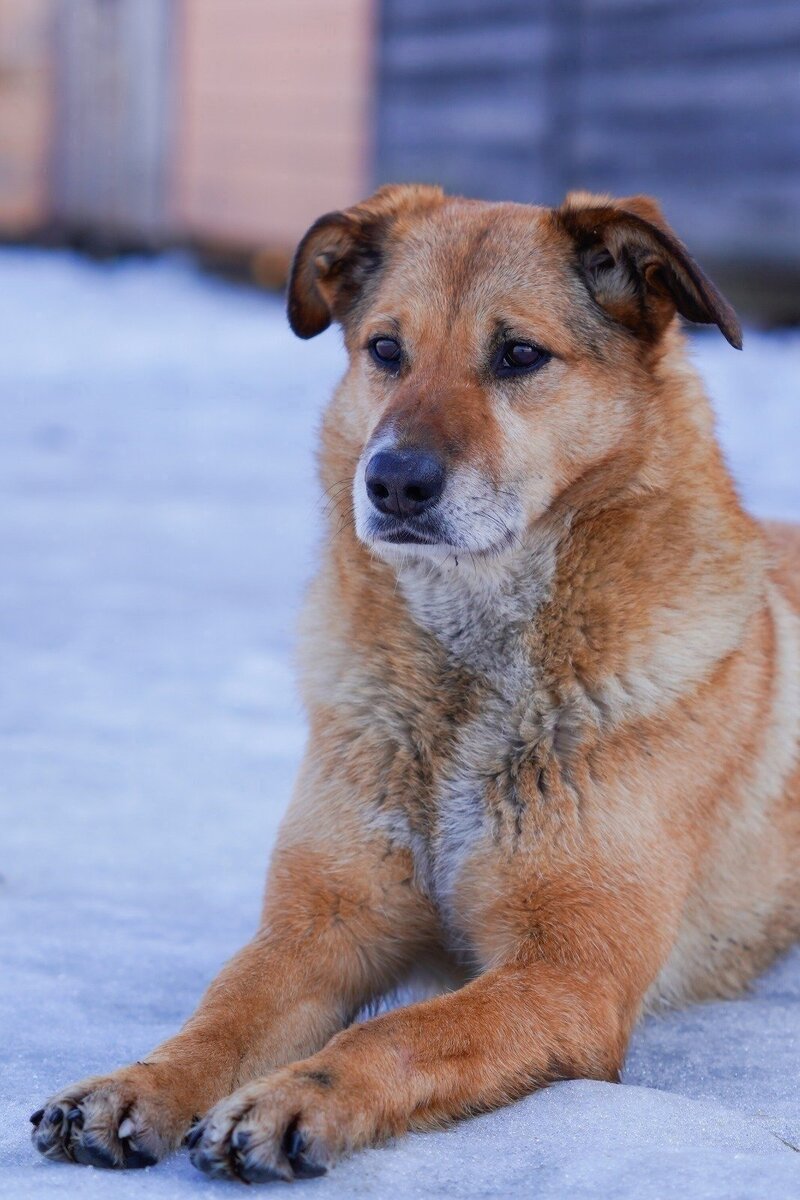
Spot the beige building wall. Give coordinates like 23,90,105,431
0,0,54,234
172,0,374,252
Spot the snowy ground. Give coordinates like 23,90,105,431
1,248,799,1199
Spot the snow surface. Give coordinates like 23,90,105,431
1,248,799,1199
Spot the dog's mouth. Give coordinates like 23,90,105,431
368,516,444,547
362,509,523,561
353,463,526,561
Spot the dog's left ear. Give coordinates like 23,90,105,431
557,191,742,349
287,184,445,339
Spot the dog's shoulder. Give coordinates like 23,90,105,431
763,520,800,612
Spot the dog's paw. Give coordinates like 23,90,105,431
188,1066,373,1184
30,1064,190,1169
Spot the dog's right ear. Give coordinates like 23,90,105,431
287,184,445,339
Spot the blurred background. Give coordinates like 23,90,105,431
2,5,800,1192
1,0,799,320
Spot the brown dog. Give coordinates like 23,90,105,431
32,186,800,1183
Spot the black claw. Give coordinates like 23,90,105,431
67,1106,83,1127
292,1152,326,1180
231,1127,252,1152
72,1133,118,1170
122,1144,158,1169
240,1162,287,1184
292,1155,327,1180
284,1124,327,1180
229,1129,255,1185
190,1144,235,1180
184,1122,204,1150
29,1108,45,1127
49,1106,64,1124
284,1126,305,1162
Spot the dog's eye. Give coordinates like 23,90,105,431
497,341,550,376
369,337,402,370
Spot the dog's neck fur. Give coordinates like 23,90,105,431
390,521,561,694
361,355,766,725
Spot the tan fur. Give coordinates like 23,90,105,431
33,186,800,1182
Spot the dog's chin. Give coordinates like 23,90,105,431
369,536,454,566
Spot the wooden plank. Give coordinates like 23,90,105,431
376,0,800,269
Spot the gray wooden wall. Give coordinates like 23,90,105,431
375,0,800,313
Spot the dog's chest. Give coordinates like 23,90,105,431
371,630,560,935
360,551,573,937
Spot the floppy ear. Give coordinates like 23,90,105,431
287,184,445,339
557,191,742,349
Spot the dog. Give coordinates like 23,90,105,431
31,185,800,1183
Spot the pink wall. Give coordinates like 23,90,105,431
171,0,374,250
0,0,54,234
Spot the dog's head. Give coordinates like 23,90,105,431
288,185,740,563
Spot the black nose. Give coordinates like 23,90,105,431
365,449,445,518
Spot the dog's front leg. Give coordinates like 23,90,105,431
31,761,437,1171
188,950,644,1182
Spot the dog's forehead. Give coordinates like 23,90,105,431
371,200,582,342
396,202,560,283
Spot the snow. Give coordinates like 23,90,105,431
1,247,799,1198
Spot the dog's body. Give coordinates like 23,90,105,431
33,187,800,1184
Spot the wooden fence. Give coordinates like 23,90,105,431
1,0,797,315
375,0,800,316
